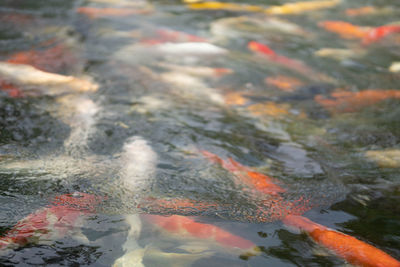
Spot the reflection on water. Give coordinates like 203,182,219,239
0,0,400,266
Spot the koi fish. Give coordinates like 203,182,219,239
0,62,98,94
7,43,78,73
265,0,341,15
315,48,366,61
210,16,311,41
315,89,400,113
188,1,264,12
247,102,290,118
365,149,400,168
0,192,102,250
142,214,256,251
389,62,400,73
156,63,232,78
265,75,304,92
0,80,23,98
283,215,400,267
362,24,400,45
202,151,400,266
141,29,207,45
76,7,151,19
318,21,369,39
157,42,227,55
224,91,248,106
248,41,321,78
345,6,377,16
201,150,285,195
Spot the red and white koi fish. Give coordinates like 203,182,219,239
0,80,23,98
142,214,257,252
201,150,285,195
319,21,400,45
247,41,327,80
0,192,103,250
283,215,400,267
7,42,78,73
362,24,400,45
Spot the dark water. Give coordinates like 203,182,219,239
0,0,400,266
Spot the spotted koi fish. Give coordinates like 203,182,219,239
0,192,102,250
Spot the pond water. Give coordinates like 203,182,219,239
0,0,400,266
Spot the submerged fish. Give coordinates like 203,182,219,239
315,89,400,113
248,41,331,81
362,24,400,45
319,21,369,39
143,214,257,252
283,215,400,267
156,42,228,55
7,43,78,73
0,62,98,94
0,80,23,98
187,1,264,12
265,0,341,15
201,150,285,195
389,62,400,73
202,150,400,266
76,7,152,19
365,150,400,168
0,192,102,250
156,63,232,78
345,6,391,17
265,75,304,92
210,16,311,41
314,48,366,61
141,28,207,45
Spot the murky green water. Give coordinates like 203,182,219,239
0,0,399,266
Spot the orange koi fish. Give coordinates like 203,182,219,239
248,41,316,77
345,6,376,16
202,150,400,266
141,28,207,45
143,214,256,251
283,215,400,267
265,75,304,92
265,0,340,15
362,25,400,45
0,193,102,250
318,21,369,39
7,43,78,73
76,7,151,19
315,89,400,113
188,1,264,12
201,150,285,195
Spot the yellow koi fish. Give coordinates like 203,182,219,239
265,0,341,15
188,1,264,12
